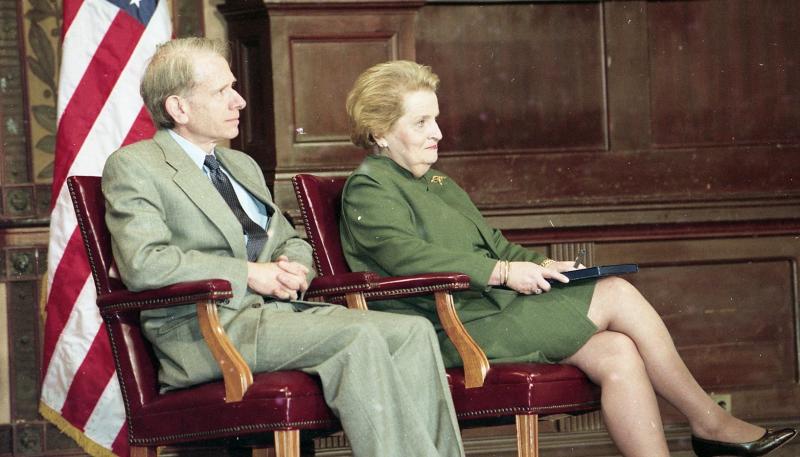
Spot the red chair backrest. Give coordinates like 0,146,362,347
292,174,350,277
66,175,124,295
67,175,159,412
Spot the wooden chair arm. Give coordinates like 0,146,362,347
318,272,490,388
344,292,368,311
434,291,490,388
196,300,253,403
98,280,253,403
180,273,374,403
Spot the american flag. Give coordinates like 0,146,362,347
39,0,171,454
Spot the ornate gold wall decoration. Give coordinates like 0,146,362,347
22,0,60,184
20,0,204,187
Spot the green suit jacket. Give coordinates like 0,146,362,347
103,130,316,388
340,154,548,318
340,155,596,366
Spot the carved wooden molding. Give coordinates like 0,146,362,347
503,218,800,244
262,0,425,9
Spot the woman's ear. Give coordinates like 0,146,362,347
372,133,388,149
165,95,188,126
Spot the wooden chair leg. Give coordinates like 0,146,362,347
252,447,272,457
252,438,314,457
516,414,539,457
272,430,300,457
130,446,157,457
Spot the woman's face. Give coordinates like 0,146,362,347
375,89,442,178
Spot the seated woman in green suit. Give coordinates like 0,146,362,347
339,60,795,457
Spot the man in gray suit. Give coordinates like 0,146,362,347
102,37,464,457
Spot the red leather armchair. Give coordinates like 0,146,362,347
292,173,601,457
67,175,380,457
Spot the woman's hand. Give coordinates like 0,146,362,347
505,261,570,295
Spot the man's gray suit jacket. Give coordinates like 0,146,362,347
102,130,316,388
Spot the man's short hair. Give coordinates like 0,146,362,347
140,37,230,129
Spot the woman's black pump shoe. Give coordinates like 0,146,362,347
691,428,797,457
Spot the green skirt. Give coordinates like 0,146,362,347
438,280,598,367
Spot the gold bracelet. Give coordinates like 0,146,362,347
540,258,556,268
504,260,511,285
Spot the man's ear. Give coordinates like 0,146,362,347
165,95,188,126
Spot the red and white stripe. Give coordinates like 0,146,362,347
41,0,170,454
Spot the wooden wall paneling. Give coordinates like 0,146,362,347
223,0,800,226
216,1,800,452
8,279,39,421
593,235,800,423
2,230,47,425
443,144,800,232
0,228,65,454
510,230,800,434
239,32,278,190
415,1,614,222
222,5,277,189
647,0,800,148
416,0,800,229
267,4,421,210
269,7,419,171
0,423,10,455
631,260,795,388
0,282,7,426
172,0,206,38
549,241,593,268
1,0,39,223
416,3,607,155
4,0,87,451
603,1,651,151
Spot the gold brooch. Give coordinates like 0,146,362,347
431,175,446,186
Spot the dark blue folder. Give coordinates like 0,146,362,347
550,263,639,284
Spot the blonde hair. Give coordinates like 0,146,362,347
140,37,230,129
346,60,439,151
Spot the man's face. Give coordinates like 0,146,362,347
174,52,246,152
